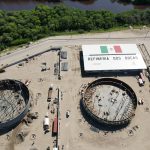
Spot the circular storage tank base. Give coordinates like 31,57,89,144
81,78,137,130
0,79,30,133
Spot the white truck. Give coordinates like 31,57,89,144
138,78,144,86
140,72,145,83
43,113,50,132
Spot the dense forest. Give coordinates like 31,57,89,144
0,5,150,51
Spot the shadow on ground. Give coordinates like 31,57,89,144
0,122,20,135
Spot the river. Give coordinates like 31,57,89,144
0,0,149,13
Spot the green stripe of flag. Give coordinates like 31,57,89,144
100,46,108,53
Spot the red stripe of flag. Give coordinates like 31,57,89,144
114,45,122,53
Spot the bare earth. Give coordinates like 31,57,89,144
0,29,150,150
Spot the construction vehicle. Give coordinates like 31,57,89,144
138,78,144,86
47,84,53,102
66,110,70,118
43,113,50,133
140,72,145,83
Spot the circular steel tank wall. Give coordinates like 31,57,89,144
0,79,30,131
81,78,137,126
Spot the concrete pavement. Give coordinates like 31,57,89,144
0,29,150,67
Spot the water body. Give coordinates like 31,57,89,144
0,0,149,13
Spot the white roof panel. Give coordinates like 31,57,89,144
82,44,146,71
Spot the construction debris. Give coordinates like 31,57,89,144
25,80,31,86
23,112,38,125
0,68,5,73
50,46,62,51
47,146,50,150
128,130,134,136
54,63,59,75
27,112,39,119
31,134,36,140
138,98,144,105
18,63,24,67
16,129,29,144
41,65,47,71
41,62,50,71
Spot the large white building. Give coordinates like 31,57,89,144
82,44,146,72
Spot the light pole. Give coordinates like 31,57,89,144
56,87,60,148
58,48,61,80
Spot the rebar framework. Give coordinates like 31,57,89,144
81,78,137,126
0,79,30,130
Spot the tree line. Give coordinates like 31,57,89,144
0,4,150,51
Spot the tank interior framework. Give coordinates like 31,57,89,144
0,79,30,130
82,78,137,126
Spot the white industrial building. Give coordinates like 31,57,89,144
82,44,146,73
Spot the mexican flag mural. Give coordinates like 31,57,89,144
100,45,122,54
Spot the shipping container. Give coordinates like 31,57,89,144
52,117,58,135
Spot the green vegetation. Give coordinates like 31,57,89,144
0,5,150,51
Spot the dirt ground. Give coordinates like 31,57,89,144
0,29,150,150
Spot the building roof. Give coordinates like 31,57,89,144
61,62,68,71
61,51,67,59
82,44,147,71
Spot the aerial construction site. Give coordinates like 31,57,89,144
0,29,150,150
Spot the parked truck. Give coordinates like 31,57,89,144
138,78,144,86
140,72,145,83
52,117,58,136
47,84,53,102
43,113,50,133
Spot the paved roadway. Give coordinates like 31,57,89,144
0,29,150,66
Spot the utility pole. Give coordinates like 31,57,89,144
58,48,61,80
56,87,60,148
